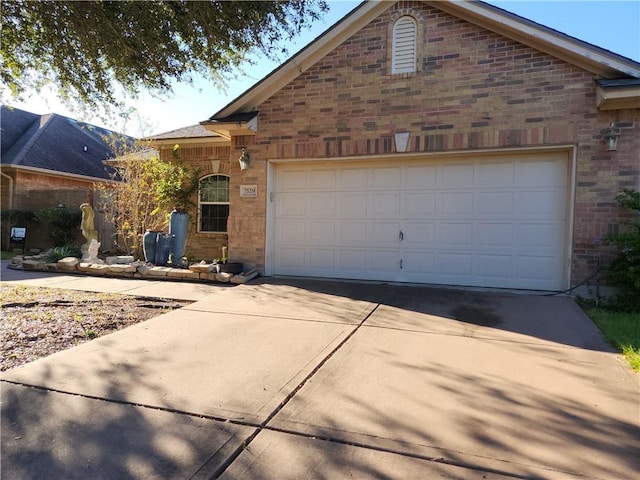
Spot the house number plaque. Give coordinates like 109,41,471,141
240,185,258,198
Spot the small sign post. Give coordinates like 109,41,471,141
10,227,27,254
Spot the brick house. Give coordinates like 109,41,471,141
180,0,639,291
1,106,127,250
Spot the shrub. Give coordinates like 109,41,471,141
33,206,82,246
46,245,83,263
606,189,640,311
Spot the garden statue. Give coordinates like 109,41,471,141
79,203,102,262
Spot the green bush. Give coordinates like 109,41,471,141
606,189,640,311
46,245,83,263
33,206,82,246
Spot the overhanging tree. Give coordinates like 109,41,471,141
1,0,327,109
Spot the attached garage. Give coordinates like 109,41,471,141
268,151,571,290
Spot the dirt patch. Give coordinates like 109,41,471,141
0,284,191,371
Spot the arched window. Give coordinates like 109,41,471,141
392,16,417,74
198,174,229,233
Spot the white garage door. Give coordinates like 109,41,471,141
270,153,569,290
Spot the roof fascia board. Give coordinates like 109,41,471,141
148,136,230,147
2,164,118,184
431,1,640,78
596,85,640,110
212,0,390,119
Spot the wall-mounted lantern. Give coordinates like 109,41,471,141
238,148,251,170
603,123,620,151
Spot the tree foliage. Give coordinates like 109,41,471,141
606,189,640,311
1,0,327,109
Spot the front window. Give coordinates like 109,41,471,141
199,174,229,232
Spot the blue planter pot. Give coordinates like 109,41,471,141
154,234,174,266
169,209,189,260
143,231,161,263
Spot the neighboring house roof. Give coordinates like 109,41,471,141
205,0,640,123
146,123,228,146
1,105,130,181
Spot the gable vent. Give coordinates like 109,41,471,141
392,16,417,74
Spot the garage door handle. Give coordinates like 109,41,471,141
399,230,404,241
400,259,403,269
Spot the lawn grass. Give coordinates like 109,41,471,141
580,303,640,371
1,251,16,260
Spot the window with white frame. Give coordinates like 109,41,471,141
392,16,417,74
198,174,229,233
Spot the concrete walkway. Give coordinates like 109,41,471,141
2,264,638,479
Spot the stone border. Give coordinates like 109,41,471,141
9,255,259,285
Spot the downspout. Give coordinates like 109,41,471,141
1,171,14,210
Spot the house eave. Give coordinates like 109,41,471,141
201,115,259,138
0,164,118,184
596,85,640,110
148,136,230,147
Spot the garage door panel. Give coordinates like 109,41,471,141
372,167,401,188
281,170,307,189
403,192,436,216
474,254,514,280
370,222,402,245
437,253,473,277
517,159,567,187
340,168,369,188
278,221,305,244
517,223,563,251
278,192,307,216
339,192,368,217
438,192,474,216
441,164,474,186
273,153,568,290
339,222,367,244
439,223,474,247
477,191,515,216
308,249,335,269
370,193,401,217
309,193,336,217
405,164,437,188
309,169,336,188
477,223,514,248
403,223,436,245
309,222,335,244
339,250,367,272
476,161,515,186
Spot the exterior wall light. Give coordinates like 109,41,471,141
603,123,620,151
238,148,251,170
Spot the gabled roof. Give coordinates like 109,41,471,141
1,106,131,181
205,0,640,122
148,123,221,141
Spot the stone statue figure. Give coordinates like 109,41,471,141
79,203,103,263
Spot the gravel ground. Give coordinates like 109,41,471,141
0,284,191,371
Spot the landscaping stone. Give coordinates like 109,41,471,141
188,263,213,273
108,264,137,274
146,267,172,277
10,256,23,266
230,269,259,284
105,256,135,265
215,272,233,283
136,264,152,276
86,264,110,275
200,273,219,282
58,257,80,271
44,263,59,271
167,269,201,280
22,260,46,270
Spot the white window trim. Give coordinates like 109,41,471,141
198,174,229,234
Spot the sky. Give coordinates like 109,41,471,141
4,0,640,137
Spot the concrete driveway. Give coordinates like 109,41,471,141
1,271,638,479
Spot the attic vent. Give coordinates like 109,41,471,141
392,16,417,74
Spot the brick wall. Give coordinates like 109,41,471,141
227,1,639,284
